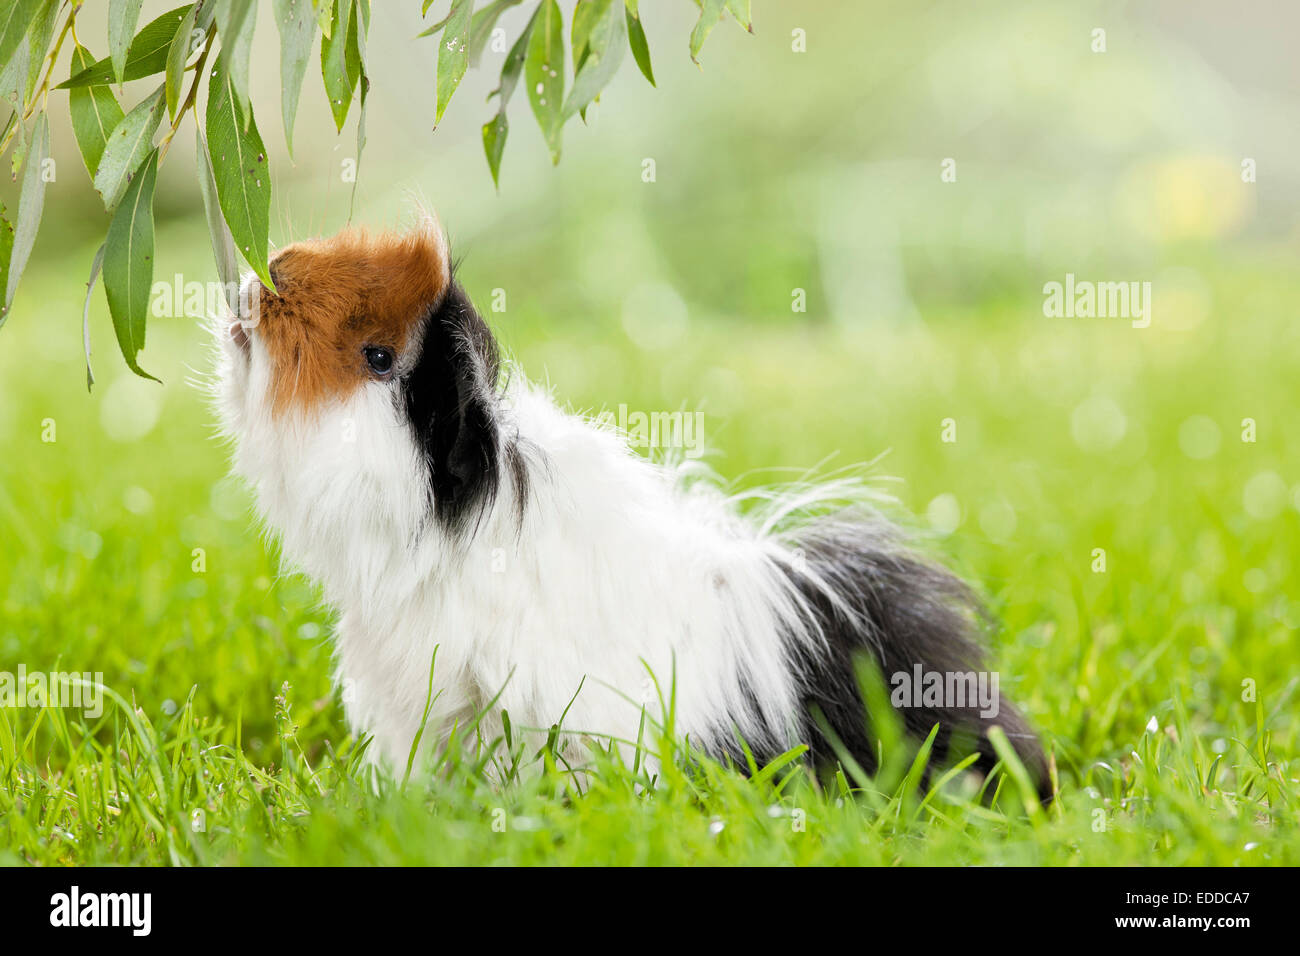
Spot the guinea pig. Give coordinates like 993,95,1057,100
212,212,1051,800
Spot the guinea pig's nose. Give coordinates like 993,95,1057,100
266,247,298,291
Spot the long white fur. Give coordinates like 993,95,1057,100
212,276,885,774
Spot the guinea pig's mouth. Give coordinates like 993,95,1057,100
228,273,264,359
230,320,250,354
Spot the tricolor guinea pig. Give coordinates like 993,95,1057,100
213,213,1050,800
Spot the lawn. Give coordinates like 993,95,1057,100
1,220,1296,865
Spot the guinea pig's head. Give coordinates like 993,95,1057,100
213,217,506,570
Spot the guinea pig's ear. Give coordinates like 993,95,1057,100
402,281,502,531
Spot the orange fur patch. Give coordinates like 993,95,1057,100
255,226,449,413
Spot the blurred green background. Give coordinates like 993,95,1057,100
0,1,1297,863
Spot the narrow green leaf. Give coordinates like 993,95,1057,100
571,0,609,64
320,0,357,131
1,111,49,325
83,242,106,390
103,148,161,381
481,113,508,190
195,126,239,315
59,6,192,88
272,0,317,156
415,9,452,39
0,204,14,327
494,10,536,107
689,0,726,63
109,0,145,84
195,0,218,31
350,4,370,219
565,0,626,120
481,7,538,188
726,0,752,32
350,80,367,208
0,38,27,111
346,1,363,87
625,5,654,87
525,0,564,165
0,0,41,76
214,0,255,127
434,0,472,126
205,54,274,290
23,0,59,102
93,84,165,212
316,0,334,38
986,726,1045,820
8,118,26,181
165,4,198,121
69,44,127,178
468,0,522,65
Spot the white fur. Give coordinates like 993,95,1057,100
211,286,877,775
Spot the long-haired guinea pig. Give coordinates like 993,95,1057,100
213,212,1050,800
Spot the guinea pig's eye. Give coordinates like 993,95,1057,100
363,345,395,378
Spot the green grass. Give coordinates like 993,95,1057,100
1,232,1297,866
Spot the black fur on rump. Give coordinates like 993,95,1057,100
402,281,526,531
774,515,1051,803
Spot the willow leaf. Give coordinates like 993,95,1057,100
481,7,538,188
93,84,165,212
320,0,358,131
103,148,161,381
625,5,654,87
205,55,274,289
525,0,564,165
59,6,192,88
689,0,726,63
435,0,472,125
1,112,49,325
164,4,197,120
0,0,41,76
83,242,106,390
108,0,145,83
565,0,626,120
69,45,127,179
273,0,317,156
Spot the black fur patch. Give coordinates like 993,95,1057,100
769,516,1051,801
402,281,509,531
